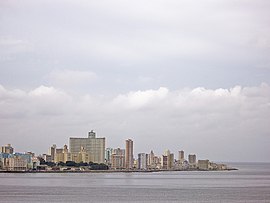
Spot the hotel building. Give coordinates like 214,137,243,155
69,130,105,163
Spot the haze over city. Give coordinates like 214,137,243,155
0,0,270,162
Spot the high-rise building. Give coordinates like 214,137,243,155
1,144,14,154
111,148,125,169
178,150,184,162
105,148,113,164
138,153,148,170
148,150,155,168
168,153,174,169
125,139,133,169
161,155,168,169
69,130,105,163
48,144,56,162
161,150,174,170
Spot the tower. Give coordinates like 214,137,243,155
88,130,96,138
125,139,133,169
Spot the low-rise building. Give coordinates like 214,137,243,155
42,154,52,162
3,155,28,171
198,160,209,170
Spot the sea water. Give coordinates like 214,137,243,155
0,162,270,202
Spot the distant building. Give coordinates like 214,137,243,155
178,150,184,162
1,144,14,154
69,146,89,163
161,155,168,169
69,130,105,163
0,153,10,169
161,150,174,170
168,153,174,169
148,150,155,168
198,160,209,170
54,145,68,163
138,153,148,170
111,148,125,169
14,153,32,167
188,154,197,168
105,148,113,164
48,144,56,162
125,139,133,169
153,156,161,169
42,154,52,162
188,154,196,164
1,153,31,171
4,156,27,171
32,157,40,170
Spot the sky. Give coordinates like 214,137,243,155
0,0,270,162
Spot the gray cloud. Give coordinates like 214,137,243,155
0,83,269,162
1,0,270,90
0,0,270,162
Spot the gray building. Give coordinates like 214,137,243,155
138,153,148,170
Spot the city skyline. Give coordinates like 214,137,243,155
0,1,270,162
0,136,230,172
0,132,205,162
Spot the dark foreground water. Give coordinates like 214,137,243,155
0,163,270,203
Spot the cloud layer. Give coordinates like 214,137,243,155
1,0,270,90
0,0,270,162
0,83,269,162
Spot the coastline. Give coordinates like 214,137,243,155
0,168,238,173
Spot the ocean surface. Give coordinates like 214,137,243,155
0,162,270,203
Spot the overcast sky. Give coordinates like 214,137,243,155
0,0,270,162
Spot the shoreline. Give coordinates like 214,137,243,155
0,168,238,173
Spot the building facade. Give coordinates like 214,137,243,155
198,160,209,170
161,150,174,170
48,144,56,162
105,148,113,164
69,130,105,163
178,150,184,162
111,148,125,169
125,139,133,169
188,154,197,168
138,153,148,170
1,144,14,154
